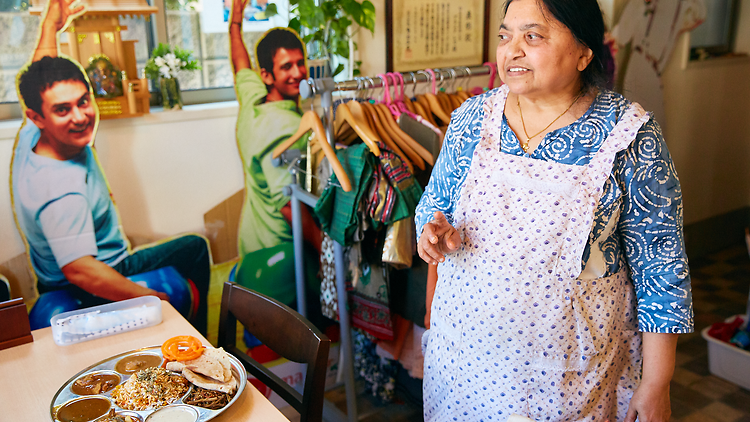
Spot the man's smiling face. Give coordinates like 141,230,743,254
261,47,306,101
29,79,96,157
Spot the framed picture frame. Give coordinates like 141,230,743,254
689,0,740,60
385,0,491,72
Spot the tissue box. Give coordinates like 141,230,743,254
701,315,750,390
50,296,163,346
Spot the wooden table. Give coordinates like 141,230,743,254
0,301,290,422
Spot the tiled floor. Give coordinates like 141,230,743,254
320,244,750,422
670,245,750,422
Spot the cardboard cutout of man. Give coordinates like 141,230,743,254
11,0,211,334
229,0,320,307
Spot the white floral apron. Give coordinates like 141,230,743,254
423,86,651,422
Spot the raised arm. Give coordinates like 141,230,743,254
33,0,85,62
229,0,251,74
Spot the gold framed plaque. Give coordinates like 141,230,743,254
386,0,491,72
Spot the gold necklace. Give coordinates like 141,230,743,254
517,92,583,153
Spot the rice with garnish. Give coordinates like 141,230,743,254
111,367,189,410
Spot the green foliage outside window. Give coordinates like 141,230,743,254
0,0,29,12
268,0,375,77
164,0,198,11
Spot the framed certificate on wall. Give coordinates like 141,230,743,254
385,0,491,72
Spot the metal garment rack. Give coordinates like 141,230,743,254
279,64,494,422
328,64,492,93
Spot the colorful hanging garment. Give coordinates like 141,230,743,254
366,143,423,227
348,229,395,340
314,143,375,246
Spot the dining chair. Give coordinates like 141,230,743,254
218,281,330,422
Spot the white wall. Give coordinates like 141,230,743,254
0,104,245,265
661,36,750,225
0,121,25,262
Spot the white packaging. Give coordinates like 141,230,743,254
50,296,163,346
701,315,750,390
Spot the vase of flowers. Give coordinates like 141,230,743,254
145,43,200,110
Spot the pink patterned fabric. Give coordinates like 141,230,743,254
423,85,651,422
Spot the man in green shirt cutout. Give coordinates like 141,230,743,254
229,0,319,305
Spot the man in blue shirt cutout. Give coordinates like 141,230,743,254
12,0,210,334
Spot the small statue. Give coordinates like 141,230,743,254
86,55,123,98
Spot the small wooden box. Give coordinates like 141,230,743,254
0,298,33,350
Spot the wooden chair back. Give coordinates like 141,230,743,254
217,282,330,422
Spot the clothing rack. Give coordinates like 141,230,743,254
327,64,493,93
279,64,494,422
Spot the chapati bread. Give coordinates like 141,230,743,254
165,347,236,394
165,361,185,372
193,347,232,383
182,367,238,394
166,347,232,383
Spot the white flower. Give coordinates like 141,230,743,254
154,56,166,67
165,53,179,68
159,65,172,78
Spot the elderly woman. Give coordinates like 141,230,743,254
415,0,693,421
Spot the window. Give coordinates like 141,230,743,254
0,1,41,105
0,0,290,118
690,0,742,60
164,6,264,90
0,1,153,118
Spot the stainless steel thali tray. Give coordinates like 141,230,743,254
50,345,247,422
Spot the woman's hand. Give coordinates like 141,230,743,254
624,381,671,422
624,332,679,422
418,211,461,265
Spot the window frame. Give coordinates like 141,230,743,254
689,0,742,60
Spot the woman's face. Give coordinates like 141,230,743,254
496,0,593,99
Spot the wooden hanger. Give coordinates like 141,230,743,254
392,72,416,115
400,72,419,114
332,102,382,156
403,96,416,114
375,74,428,170
335,120,352,139
437,92,453,112
359,101,414,173
373,103,424,170
456,67,473,102
414,97,437,126
422,69,452,125
424,93,451,125
444,69,464,111
272,110,352,192
448,93,462,111
339,128,360,146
